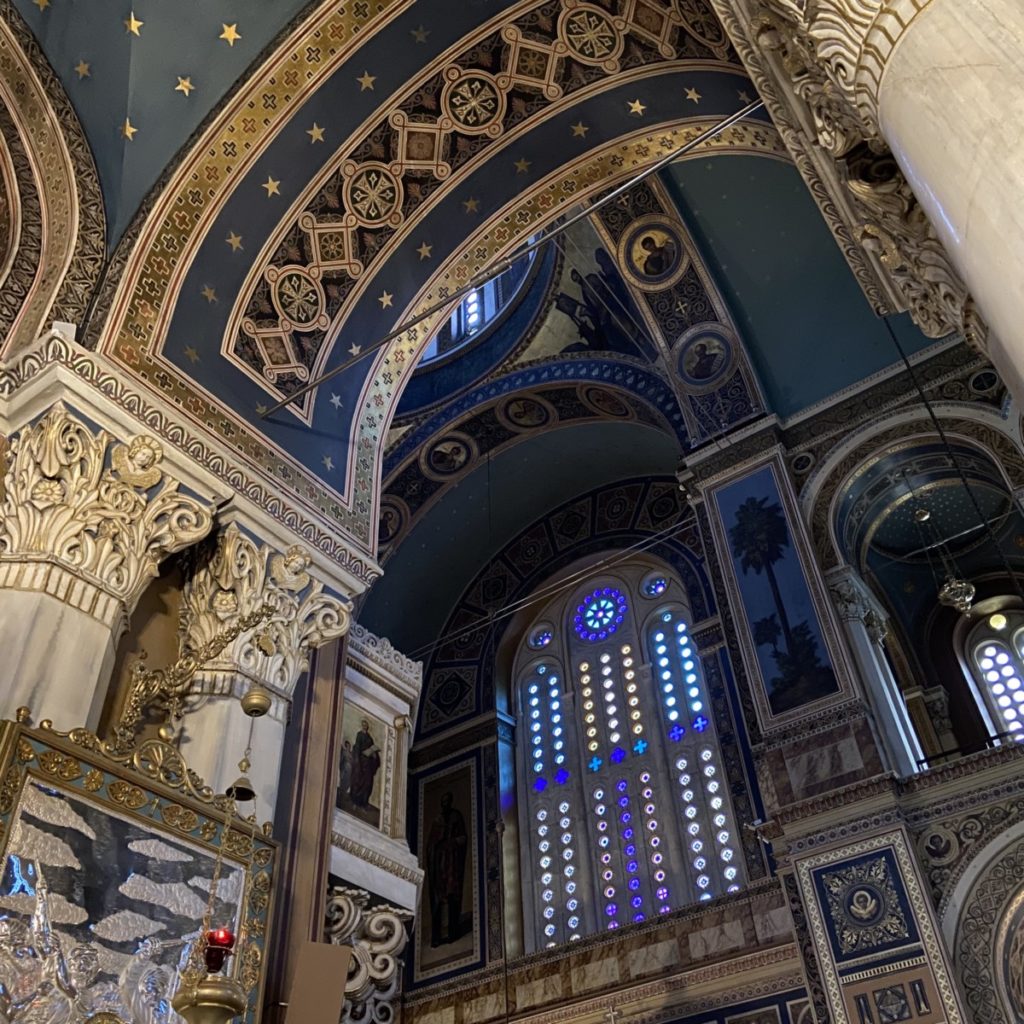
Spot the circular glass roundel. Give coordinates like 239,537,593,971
574,588,628,642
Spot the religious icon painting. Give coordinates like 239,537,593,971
338,702,392,831
415,761,480,980
616,214,690,291
676,321,735,389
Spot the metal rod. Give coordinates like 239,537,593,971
260,99,765,418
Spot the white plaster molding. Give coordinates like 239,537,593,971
182,522,352,697
0,330,380,592
0,400,212,615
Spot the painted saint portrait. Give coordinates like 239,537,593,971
680,334,728,384
630,228,678,279
617,216,689,291
338,705,388,829
427,437,470,476
417,764,476,977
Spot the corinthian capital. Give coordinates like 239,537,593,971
0,402,212,614
181,523,351,695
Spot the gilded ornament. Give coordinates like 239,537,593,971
16,740,34,763
39,750,82,781
108,780,147,809
162,803,202,833
0,764,22,813
83,769,104,792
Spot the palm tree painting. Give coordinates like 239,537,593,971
723,480,839,715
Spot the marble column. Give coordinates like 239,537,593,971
876,0,1024,392
827,567,924,777
804,0,1024,394
174,522,352,821
0,402,213,729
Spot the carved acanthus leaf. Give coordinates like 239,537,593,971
0,403,212,605
748,0,986,348
181,523,352,694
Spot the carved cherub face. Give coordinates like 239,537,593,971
284,545,311,575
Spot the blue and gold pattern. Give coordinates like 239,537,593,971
812,850,917,963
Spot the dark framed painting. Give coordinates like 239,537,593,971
414,761,478,981
338,701,392,831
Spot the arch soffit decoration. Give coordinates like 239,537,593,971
0,6,104,356
378,383,682,565
83,0,780,565
799,402,1024,573
938,819,1024,1024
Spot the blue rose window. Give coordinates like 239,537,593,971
574,587,628,642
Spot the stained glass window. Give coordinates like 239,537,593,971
967,610,1024,741
515,564,744,951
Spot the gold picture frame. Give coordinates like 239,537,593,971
0,712,277,1023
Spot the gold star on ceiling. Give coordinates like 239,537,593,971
349,343,362,356
514,157,531,174
463,197,480,214
571,121,589,138
262,176,281,197
738,89,752,104
33,0,49,11
256,403,268,415
417,242,433,260
121,117,138,140
330,394,342,410
357,71,376,91
322,454,335,471
176,76,195,97
307,122,325,143
201,285,217,303
685,87,702,103
219,23,241,46
184,346,200,364
74,60,91,79
226,232,243,252
627,99,646,116
410,25,430,43
378,290,393,308
124,11,143,35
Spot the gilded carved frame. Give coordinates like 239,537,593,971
0,715,277,1023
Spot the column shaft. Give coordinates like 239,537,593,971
878,0,1024,392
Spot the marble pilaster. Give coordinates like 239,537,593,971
0,400,213,728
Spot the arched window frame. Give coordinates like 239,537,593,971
965,609,1024,741
513,562,745,952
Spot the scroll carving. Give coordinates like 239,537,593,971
0,402,212,609
326,887,410,1024
180,523,352,696
748,0,985,349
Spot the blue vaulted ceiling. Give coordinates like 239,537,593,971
12,0,951,598
13,0,312,243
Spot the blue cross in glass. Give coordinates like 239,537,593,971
533,777,547,792
693,715,709,732
668,723,685,742
555,768,570,785
610,746,626,764
633,738,648,755
588,755,603,772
